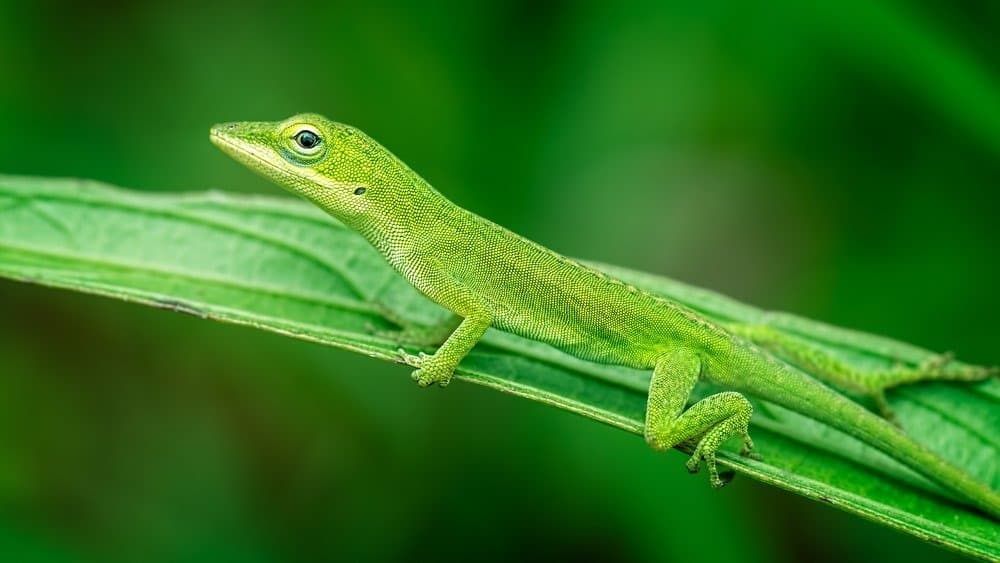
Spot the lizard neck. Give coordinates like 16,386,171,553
352,177,458,265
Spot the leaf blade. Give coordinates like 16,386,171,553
0,176,996,559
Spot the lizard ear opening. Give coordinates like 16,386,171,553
353,187,367,196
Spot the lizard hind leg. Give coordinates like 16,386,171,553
726,323,997,422
644,349,757,488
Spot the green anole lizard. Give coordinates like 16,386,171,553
210,113,999,518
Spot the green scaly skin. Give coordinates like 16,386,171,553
210,113,999,519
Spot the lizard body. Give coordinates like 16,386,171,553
211,113,998,518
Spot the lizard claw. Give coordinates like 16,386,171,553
739,435,761,460
399,350,454,387
396,348,426,367
411,366,453,387
919,352,955,373
685,456,701,474
716,470,736,487
411,369,433,387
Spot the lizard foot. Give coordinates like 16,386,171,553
684,438,757,487
918,351,954,372
685,451,732,488
740,435,762,461
395,347,426,368
396,348,454,387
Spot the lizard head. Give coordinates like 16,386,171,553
210,113,424,226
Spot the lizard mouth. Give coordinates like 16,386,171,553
210,127,292,181
209,125,350,202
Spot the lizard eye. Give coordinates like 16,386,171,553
294,129,321,151
282,125,326,163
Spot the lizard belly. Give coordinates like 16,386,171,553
483,291,666,370
441,219,689,369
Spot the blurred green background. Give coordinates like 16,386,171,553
1,1,997,561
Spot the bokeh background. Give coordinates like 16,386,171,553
1,1,997,562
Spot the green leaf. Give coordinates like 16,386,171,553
0,176,996,559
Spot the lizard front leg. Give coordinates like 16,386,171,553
398,312,491,387
392,260,492,388
645,348,758,487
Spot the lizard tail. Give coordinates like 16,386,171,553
865,414,1000,519
811,383,1000,520
745,358,1000,519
